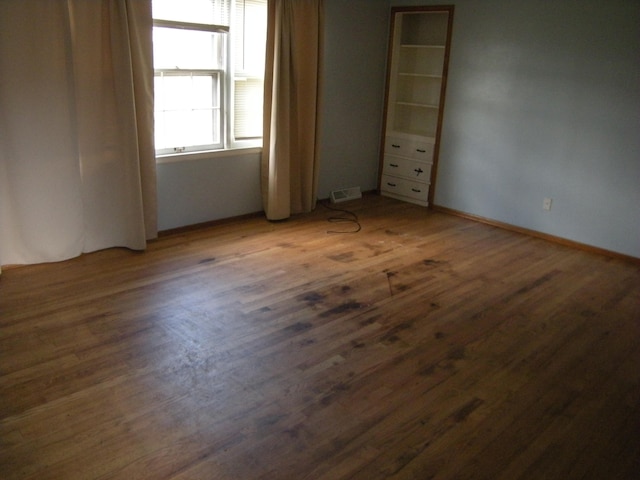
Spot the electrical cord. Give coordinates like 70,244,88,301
319,200,361,234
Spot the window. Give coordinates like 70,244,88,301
152,0,267,155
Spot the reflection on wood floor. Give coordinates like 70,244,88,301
1,195,639,479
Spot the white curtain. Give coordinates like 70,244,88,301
0,0,156,273
261,0,323,221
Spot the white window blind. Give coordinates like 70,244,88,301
152,0,229,26
232,0,267,141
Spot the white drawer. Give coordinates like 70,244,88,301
385,136,434,162
382,155,431,181
380,174,429,202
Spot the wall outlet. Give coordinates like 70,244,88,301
543,197,552,211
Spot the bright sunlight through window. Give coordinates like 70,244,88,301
152,0,267,155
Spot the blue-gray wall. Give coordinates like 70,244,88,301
158,0,640,258
316,0,389,198
157,151,262,230
393,0,640,257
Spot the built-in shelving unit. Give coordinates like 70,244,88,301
379,6,454,207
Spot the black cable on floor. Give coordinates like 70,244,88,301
319,200,361,234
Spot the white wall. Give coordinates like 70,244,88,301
392,0,640,257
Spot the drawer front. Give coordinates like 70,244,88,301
385,136,434,162
385,137,413,157
382,155,431,181
411,141,434,162
380,174,429,202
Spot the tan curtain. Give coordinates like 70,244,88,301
261,0,323,221
0,0,156,271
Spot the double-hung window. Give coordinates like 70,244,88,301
152,0,267,156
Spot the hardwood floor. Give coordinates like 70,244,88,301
1,195,638,480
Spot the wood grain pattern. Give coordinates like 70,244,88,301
1,195,639,479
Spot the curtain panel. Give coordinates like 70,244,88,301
0,0,156,272
261,0,324,221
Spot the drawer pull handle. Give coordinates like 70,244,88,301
416,149,426,153
414,168,424,175
389,163,399,168
387,182,397,187
411,188,422,193
391,144,401,148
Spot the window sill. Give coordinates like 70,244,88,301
156,146,262,164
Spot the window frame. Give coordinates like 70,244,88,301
152,1,266,160
154,69,225,155
152,19,228,156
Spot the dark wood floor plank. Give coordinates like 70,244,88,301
1,195,638,480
